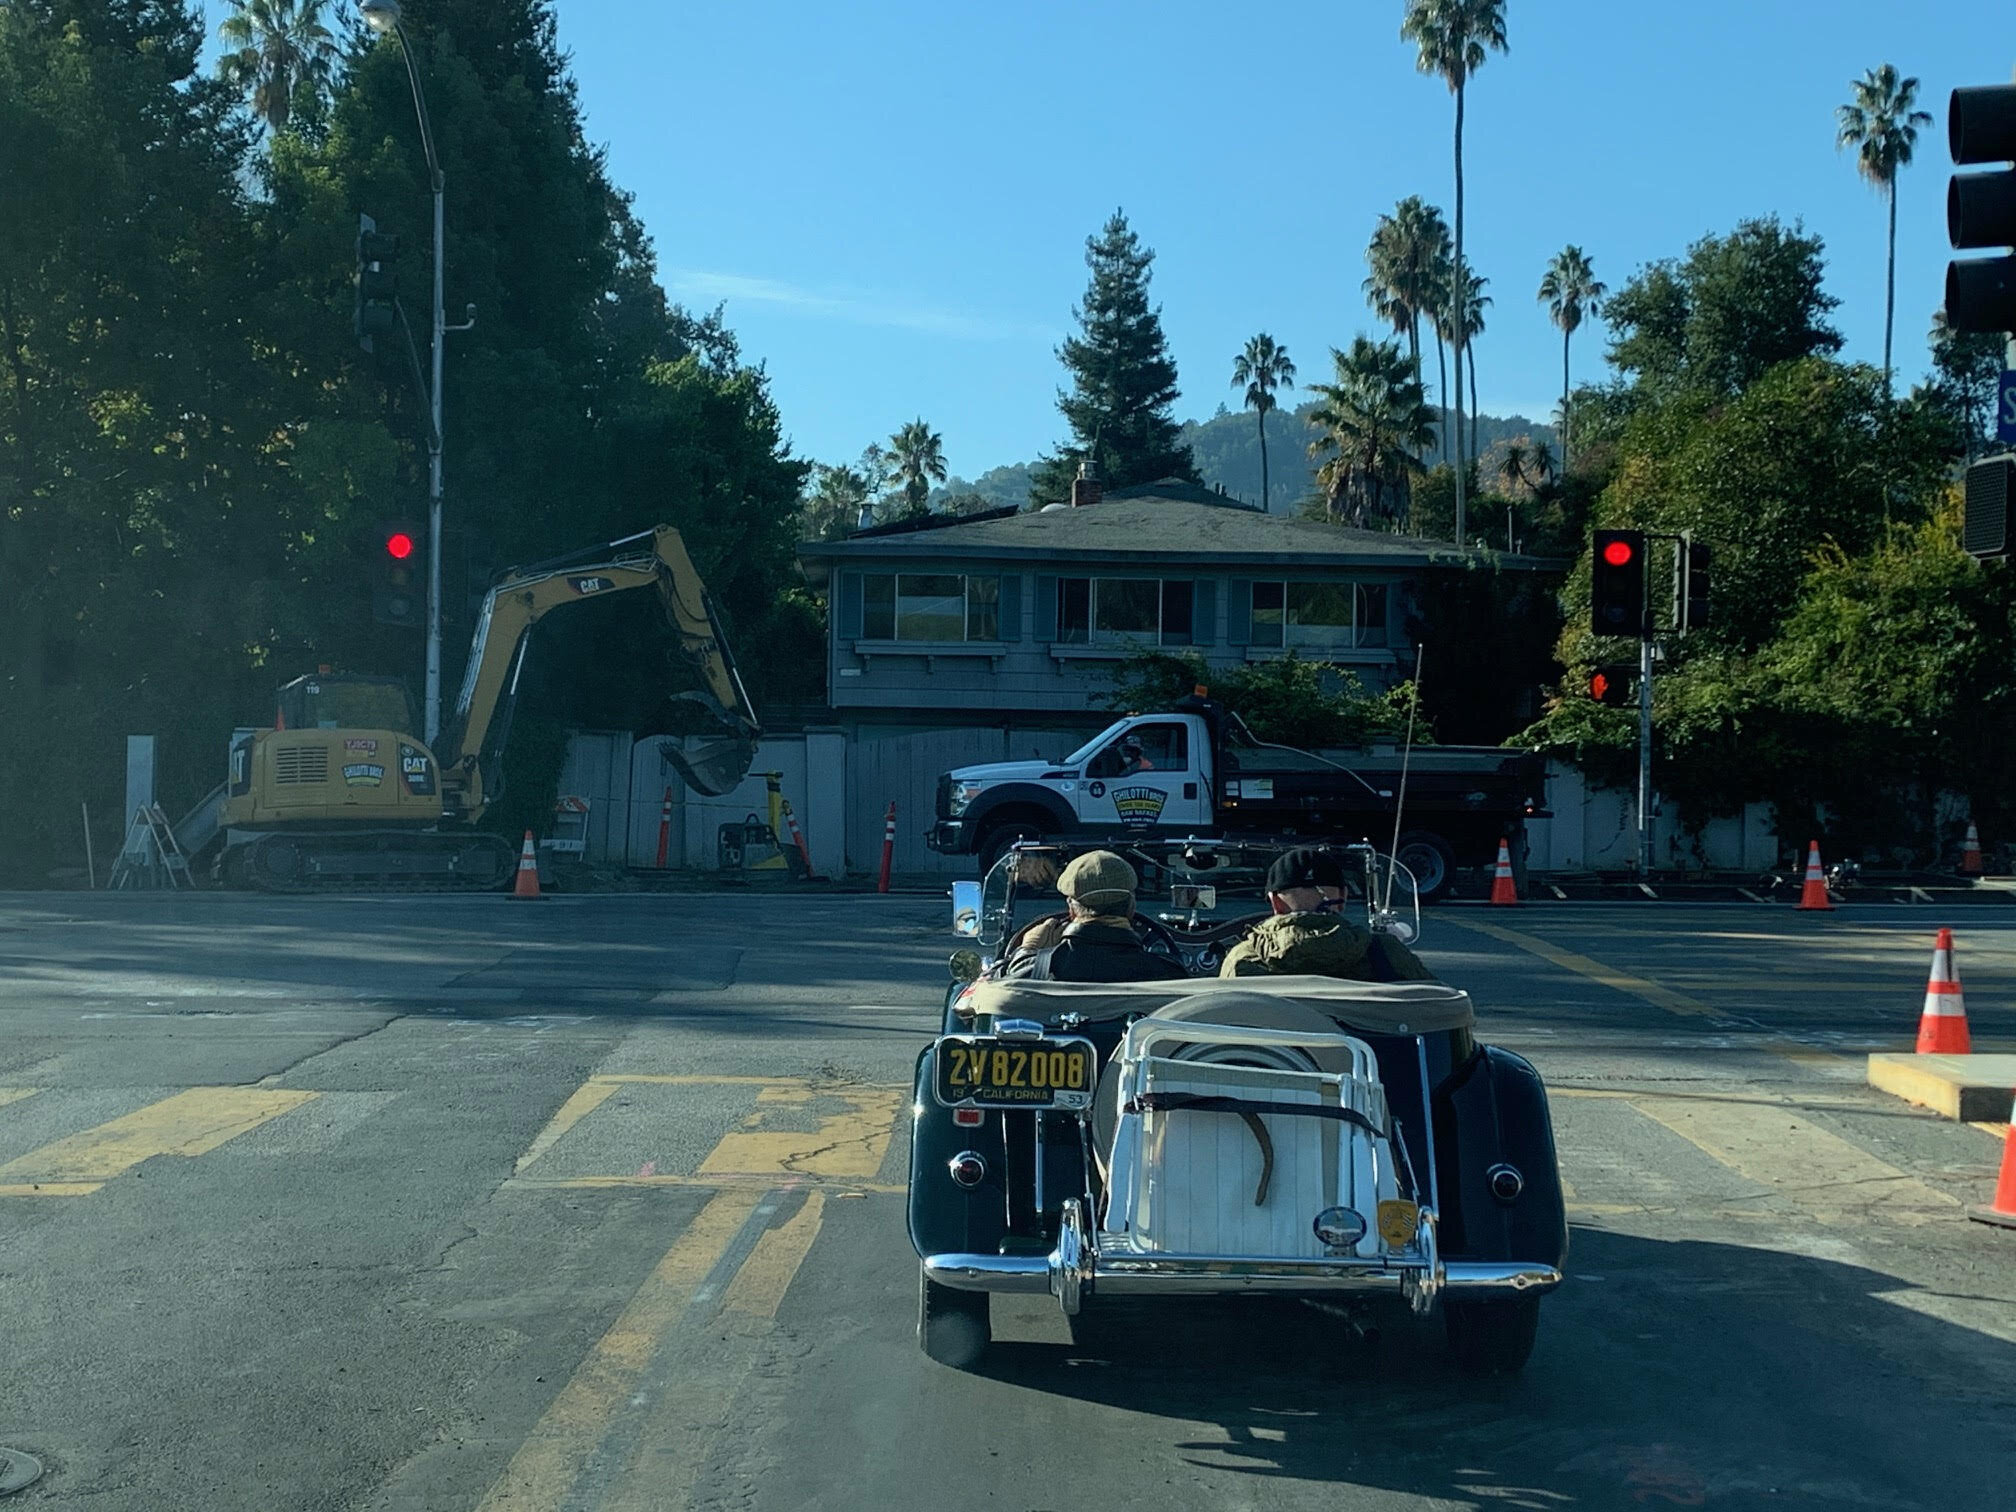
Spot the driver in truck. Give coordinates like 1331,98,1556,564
1220,845,1434,983
999,851,1188,983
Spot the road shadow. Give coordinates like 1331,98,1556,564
975,1225,2015,1509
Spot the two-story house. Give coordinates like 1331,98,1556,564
799,478,1477,721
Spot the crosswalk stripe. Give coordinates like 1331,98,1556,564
473,1189,763,1512
1627,1094,1960,1224
514,1080,622,1176
0,1087,317,1196
723,1191,827,1318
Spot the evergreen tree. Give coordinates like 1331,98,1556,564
1032,210,1197,503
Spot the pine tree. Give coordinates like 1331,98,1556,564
1031,210,1197,503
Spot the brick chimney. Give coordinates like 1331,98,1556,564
1069,457,1102,509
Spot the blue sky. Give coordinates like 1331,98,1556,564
238,1,2009,479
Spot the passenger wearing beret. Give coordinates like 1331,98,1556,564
1219,845,1433,982
999,850,1188,983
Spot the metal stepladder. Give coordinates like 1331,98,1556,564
107,804,196,890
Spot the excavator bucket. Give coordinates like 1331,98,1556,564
659,689,760,797
665,735,760,798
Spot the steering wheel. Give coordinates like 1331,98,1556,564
1131,910,1184,958
1001,909,1186,961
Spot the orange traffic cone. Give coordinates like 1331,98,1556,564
1968,1101,2016,1230
1915,927,1971,1054
1794,841,1833,911
1489,837,1519,906
511,830,542,900
1961,821,1984,877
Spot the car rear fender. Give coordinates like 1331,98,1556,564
907,1044,1010,1260
1433,1044,1568,1269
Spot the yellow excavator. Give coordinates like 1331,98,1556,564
206,526,759,890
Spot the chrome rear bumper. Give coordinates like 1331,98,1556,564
922,1201,1561,1315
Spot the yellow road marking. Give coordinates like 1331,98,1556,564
723,1191,827,1318
1627,1095,1960,1225
514,1079,623,1175
1442,916,1725,1020
506,1173,903,1193
473,1188,762,1512
696,1088,905,1179
0,1087,317,1192
0,1182,103,1197
0,1089,41,1110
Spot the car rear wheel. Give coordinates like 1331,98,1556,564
1444,1295,1540,1374
919,1264,990,1369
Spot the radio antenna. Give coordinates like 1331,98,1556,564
1382,645,1426,917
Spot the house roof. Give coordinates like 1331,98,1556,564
798,485,1564,579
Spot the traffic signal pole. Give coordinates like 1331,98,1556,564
1638,626,1655,876
426,174,443,746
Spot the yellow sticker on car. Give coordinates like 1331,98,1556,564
1377,1198,1420,1247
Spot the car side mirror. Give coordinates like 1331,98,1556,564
951,880,982,937
949,948,982,982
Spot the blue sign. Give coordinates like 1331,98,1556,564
2000,369,2016,445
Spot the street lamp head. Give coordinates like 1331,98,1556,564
360,0,401,34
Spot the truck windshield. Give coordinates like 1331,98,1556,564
1064,719,1131,766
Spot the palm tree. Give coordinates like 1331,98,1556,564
1306,337,1438,528
218,0,338,137
1402,0,1508,548
888,420,948,517
1529,439,1557,490
1499,442,1529,497
1231,334,1297,511
1537,245,1606,472
1363,198,1453,464
1836,64,1933,394
1434,270,1490,485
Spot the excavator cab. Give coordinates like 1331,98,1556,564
275,675,416,736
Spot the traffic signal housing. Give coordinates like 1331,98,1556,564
1590,529,1647,638
1965,454,2012,560
354,212,400,352
1947,84,2016,333
1678,541,1711,632
373,519,425,627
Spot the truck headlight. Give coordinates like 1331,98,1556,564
947,782,984,817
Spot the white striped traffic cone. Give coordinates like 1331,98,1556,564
1915,927,1970,1054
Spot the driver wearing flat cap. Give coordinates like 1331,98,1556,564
1219,844,1432,982
999,850,1188,983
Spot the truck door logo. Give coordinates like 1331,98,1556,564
1111,785,1168,825
342,763,385,787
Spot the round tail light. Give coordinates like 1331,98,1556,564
948,1152,987,1188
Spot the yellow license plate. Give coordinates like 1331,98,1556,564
934,1035,1097,1110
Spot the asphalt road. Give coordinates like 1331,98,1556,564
0,891,2011,1511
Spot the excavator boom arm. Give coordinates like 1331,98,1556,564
440,527,760,814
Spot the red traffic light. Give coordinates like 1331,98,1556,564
1601,539,1635,567
1590,672,1611,701
385,531,415,561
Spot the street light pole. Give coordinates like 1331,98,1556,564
362,0,450,745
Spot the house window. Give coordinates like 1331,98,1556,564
1248,581,1389,649
1056,578,1196,646
861,573,1001,642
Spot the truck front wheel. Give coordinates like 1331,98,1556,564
978,820,1049,870
1395,830,1456,904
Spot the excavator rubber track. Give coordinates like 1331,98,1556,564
231,829,519,893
